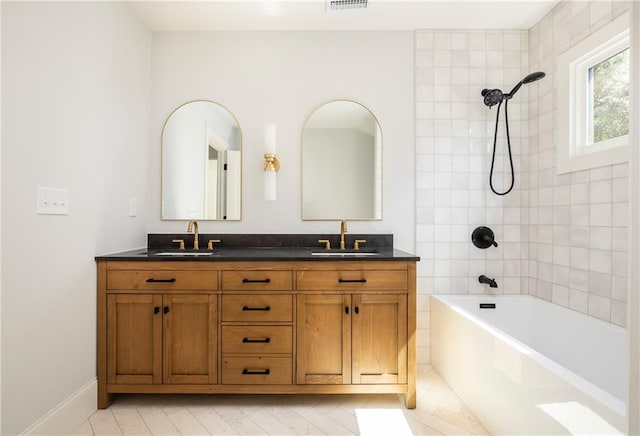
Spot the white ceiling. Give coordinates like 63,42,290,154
127,0,559,32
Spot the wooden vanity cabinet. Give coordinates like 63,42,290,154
98,260,416,409
220,269,294,385
98,262,218,408
296,268,408,386
107,293,216,385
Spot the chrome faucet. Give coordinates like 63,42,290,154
478,275,497,288
339,219,347,250
187,220,199,250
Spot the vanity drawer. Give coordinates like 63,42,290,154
222,326,292,354
107,270,218,291
296,270,407,291
221,295,293,322
222,357,292,385
221,271,292,291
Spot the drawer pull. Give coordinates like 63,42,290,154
146,278,177,283
242,369,270,375
242,337,271,343
338,278,367,283
242,278,271,283
242,305,271,311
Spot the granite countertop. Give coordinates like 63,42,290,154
95,234,420,262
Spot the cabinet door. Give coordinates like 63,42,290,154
352,294,407,384
163,294,217,384
296,294,351,384
107,294,162,384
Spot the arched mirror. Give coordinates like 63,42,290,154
162,100,242,220
302,100,382,220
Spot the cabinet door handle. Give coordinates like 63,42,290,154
242,305,271,311
345,306,350,315
338,278,367,283
355,306,360,314
242,278,271,283
163,306,170,314
242,337,271,343
242,369,270,375
154,306,160,315
146,278,176,283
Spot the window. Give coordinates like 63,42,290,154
557,13,630,174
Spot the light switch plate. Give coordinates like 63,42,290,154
37,186,69,215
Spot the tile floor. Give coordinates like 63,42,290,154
74,367,488,435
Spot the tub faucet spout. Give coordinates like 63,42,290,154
479,275,497,288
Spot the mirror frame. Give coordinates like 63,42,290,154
161,100,243,221
301,99,383,221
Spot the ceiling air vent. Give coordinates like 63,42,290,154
327,0,368,12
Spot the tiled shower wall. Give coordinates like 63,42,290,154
415,29,530,365
527,0,630,327
416,1,631,366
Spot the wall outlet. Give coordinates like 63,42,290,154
37,186,69,215
129,196,137,217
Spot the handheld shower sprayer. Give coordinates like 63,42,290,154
483,72,545,195
481,88,504,107
482,72,545,109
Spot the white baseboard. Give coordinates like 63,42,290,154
21,378,97,435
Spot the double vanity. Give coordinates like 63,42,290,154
96,233,419,409
96,98,418,408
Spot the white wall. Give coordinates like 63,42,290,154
1,2,150,434
150,31,415,252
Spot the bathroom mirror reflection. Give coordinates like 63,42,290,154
162,100,242,220
302,100,382,220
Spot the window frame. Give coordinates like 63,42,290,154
556,12,630,174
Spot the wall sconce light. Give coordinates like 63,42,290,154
263,124,279,201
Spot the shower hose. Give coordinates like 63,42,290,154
489,99,515,196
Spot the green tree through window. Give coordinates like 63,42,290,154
590,47,630,145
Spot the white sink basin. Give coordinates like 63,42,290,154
154,252,214,256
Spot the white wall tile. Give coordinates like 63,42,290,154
589,227,612,250
589,179,612,203
611,300,626,327
612,227,628,252
569,288,589,314
589,249,611,274
570,247,589,270
589,271,612,297
611,251,627,277
552,284,570,306
570,226,590,248
590,203,612,226
570,268,589,291
612,202,628,226
588,294,611,322
612,177,628,202
611,275,627,302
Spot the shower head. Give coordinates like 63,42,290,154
508,71,546,97
481,72,545,108
481,88,504,107
522,71,546,84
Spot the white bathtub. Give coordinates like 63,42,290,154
431,295,626,435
